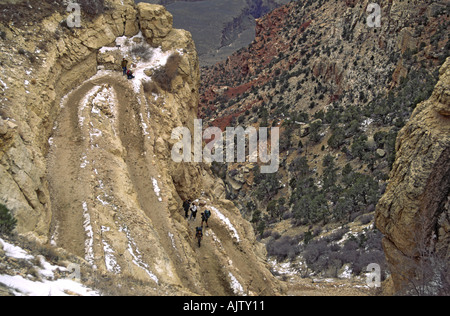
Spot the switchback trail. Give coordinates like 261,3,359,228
47,72,171,261
46,71,277,295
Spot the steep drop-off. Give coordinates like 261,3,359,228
0,0,281,295
376,57,450,295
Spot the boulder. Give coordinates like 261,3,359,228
137,3,173,45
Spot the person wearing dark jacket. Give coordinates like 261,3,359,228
201,212,209,228
121,58,128,76
183,200,191,219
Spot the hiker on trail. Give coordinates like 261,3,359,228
183,199,191,219
121,58,128,76
126,69,135,80
203,209,211,228
201,211,210,228
189,203,198,221
195,226,203,248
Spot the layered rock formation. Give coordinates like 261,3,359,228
0,0,281,295
376,57,450,294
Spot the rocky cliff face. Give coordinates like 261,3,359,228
376,57,450,294
197,0,448,289
0,0,281,295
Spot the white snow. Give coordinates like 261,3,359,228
79,85,102,127
97,195,109,206
152,177,162,202
90,128,102,138
168,232,177,251
101,226,121,275
82,202,95,266
339,264,353,279
120,225,159,284
268,258,299,277
139,113,149,136
361,118,374,131
0,77,8,90
208,206,241,243
80,154,89,169
0,238,34,260
0,238,99,296
0,274,99,296
228,272,245,296
99,31,174,95
37,255,64,279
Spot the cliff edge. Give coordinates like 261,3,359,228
376,57,450,295
0,0,281,296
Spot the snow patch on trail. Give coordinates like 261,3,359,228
120,225,159,284
152,177,163,202
82,201,95,266
208,206,241,243
100,32,177,94
79,86,102,127
228,272,245,296
101,226,121,275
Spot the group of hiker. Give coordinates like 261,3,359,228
121,58,135,80
183,199,212,248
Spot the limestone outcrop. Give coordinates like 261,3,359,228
0,0,281,295
376,57,450,294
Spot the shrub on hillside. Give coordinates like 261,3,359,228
153,53,182,91
0,204,17,236
266,235,301,261
79,0,105,17
131,44,154,62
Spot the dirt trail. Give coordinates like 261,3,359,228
47,80,99,257
46,71,226,292
46,71,276,295
47,72,166,258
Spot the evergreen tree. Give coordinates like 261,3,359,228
0,204,17,235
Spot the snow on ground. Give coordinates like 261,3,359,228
0,238,99,296
152,177,163,202
228,272,245,296
100,31,176,95
82,201,95,266
207,206,241,243
101,226,121,275
79,85,101,127
0,77,8,90
0,238,33,260
120,225,159,284
0,275,99,296
268,258,300,277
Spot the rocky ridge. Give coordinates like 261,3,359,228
375,57,450,295
0,0,281,295
197,0,449,292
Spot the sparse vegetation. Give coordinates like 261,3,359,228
0,204,17,236
79,0,106,17
153,53,182,91
131,44,154,63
